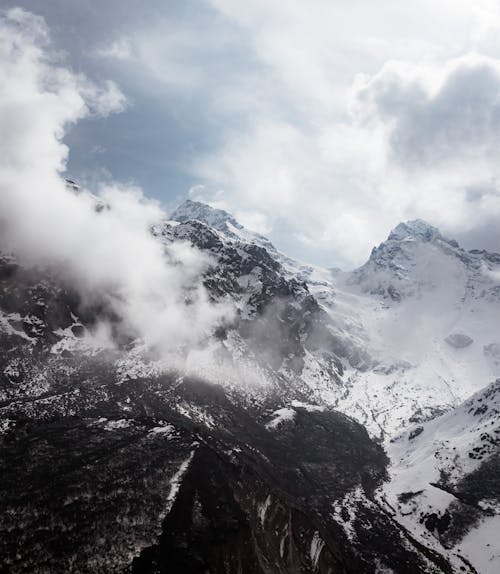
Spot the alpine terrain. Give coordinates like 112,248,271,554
1,193,499,573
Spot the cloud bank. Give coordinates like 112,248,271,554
0,7,232,353
4,1,500,268
188,1,500,266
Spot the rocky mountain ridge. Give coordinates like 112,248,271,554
1,196,499,572
0,249,458,573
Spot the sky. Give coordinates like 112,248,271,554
0,5,234,355
2,0,500,268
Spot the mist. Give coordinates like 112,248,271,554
0,7,233,355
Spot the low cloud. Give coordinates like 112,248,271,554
0,7,232,353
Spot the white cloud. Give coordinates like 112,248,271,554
0,7,232,353
188,1,500,266
81,79,128,116
234,210,272,235
7,2,500,268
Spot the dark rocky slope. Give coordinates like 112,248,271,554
0,250,462,573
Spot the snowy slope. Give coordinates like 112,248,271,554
329,221,500,437
381,380,500,573
167,203,500,439
170,199,277,255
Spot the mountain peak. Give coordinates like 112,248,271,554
168,199,279,254
169,200,242,233
387,219,443,243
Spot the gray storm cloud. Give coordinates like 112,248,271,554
355,54,500,168
0,7,233,353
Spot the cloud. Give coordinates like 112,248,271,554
94,37,133,61
7,1,500,268
355,54,500,168
192,29,500,266
82,79,128,116
348,54,500,247
0,7,232,353
176,1,500,266
194,116,392,267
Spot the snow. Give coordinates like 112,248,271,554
149,423,176,438
176,402,216,429
265,407,296,430
279,524,288,558
374,561,396,574
379,380,500,572
164,450,196,513
459,515,500,573
331,486,365,542
385,379,500,492
310,531,325,570
388,220,442,243
0,311,33,342
324,237,500,437
115,344,167,382
0,418,14,434
290,400,325,412
103,419,132,431
257,494,272,526
170,200,242,235
51,322,112,355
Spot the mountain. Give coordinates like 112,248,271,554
347,218,500,303
0,247,453,574
170,199,278,255
331,220,500,437
382,380,500,573
1,197,499,573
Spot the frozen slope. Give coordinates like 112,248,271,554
381,380,500,573
329,221,500,437
169,203,500,438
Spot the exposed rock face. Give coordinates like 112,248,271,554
0,376,452,573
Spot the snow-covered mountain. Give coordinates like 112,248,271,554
381,380,500,573
0,246,449,573
347,218,500,304
330,219,500,437
1,196,499,573
165,202,500,440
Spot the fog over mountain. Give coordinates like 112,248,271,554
0,8,233,356
1,4,500,574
